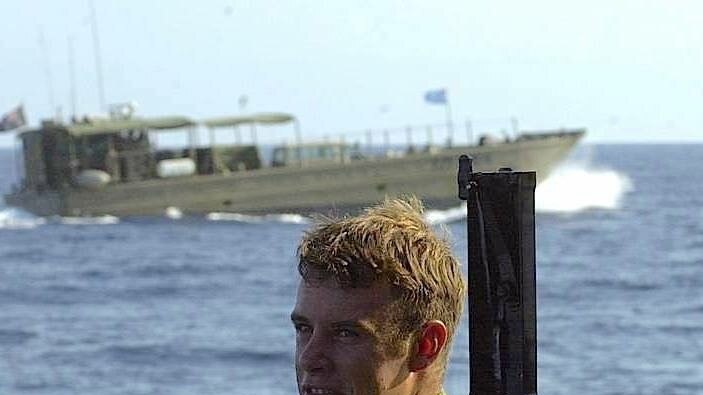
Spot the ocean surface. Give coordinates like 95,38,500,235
1,144,701,395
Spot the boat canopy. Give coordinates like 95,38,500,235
202,112,295,128
64,116,196,136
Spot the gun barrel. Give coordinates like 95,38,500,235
458,160,538,395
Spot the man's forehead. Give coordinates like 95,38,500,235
293,278,394,321
298,277,393,297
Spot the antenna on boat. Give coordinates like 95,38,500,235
238,95,257,144
465,118,473,145
89,0,107,111
68,35,77,120
511,116,520,136
37,27,57,117
445,96,453,147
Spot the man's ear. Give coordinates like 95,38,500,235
408,320,448,372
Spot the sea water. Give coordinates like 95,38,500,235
0,145,701,395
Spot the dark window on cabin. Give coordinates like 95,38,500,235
272,148,286,166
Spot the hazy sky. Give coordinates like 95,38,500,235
1,0,702,147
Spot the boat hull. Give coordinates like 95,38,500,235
5,131,583,216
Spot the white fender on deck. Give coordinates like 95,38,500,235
74,169,111,189
156,158,196,178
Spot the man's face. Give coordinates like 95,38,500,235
291,278,413,395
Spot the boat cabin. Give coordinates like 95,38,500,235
18,116,189,192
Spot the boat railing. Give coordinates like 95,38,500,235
301,118,519,161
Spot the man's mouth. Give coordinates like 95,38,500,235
301,384,343,395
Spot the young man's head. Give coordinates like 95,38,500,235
291,197,466,395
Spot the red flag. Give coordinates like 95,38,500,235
0,105,26,132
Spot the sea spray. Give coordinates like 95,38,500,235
206,212,310,225
58,215,120,225
165,206,184,219
424,205,466,225
535,165,632,213
0,207,46,229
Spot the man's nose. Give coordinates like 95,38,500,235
298,331,333,373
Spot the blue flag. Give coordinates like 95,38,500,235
424,89,447,104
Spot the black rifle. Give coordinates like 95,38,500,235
457,155,538,395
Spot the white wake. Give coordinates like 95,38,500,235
58,215,120,225
535,165,632,213
206,212,310,225
424,206,467,225
164,206,184,219
0,206,122,228
0,207,46,229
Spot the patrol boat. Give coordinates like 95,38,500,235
4,109,584,217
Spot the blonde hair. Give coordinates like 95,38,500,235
297,196,466,357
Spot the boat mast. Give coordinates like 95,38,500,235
511,116,519,136
68,35,77,119
444,95,453,147
37,28,57,117
465,118,473,145
89,0,107,111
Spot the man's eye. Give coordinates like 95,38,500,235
335,328,358,338
294,324,311,334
